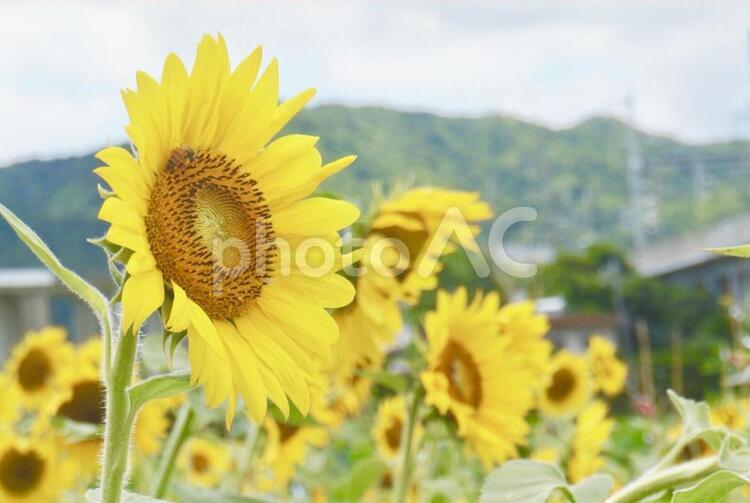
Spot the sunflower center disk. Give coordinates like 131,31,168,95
57,380,106,425
146,147,277,320
385,419,403,451
0,448,44,495
17,349,52,391
191,453,210,474
546,368,575,403
436,341,482,408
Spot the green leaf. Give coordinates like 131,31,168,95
128,369,192,414
667,390,726,449
0,203,112,336
330,457,387,502
671,470,750,502
480,460,612,503
707,245,750,258
86,489,172,502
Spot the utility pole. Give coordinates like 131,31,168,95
625,95,647,249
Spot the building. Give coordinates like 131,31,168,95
0,268,101,360
630,213,750,302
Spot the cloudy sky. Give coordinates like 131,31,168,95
0,1,748,165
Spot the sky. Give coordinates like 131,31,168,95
0,1,749,166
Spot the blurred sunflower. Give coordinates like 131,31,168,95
568,400,613,483
711,402,745,431
4,327,74,411
497,301,552,389
0,434,72,502
134,394,184,456
530,446,560,463
260,418,328,490
420,288,534,468
95,34,359,425
357,188,492,344
587,336,627,397
373,395,422,461
539,351,591,417
178,437,232,488
0,376,20,429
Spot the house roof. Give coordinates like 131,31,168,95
631,213,750,277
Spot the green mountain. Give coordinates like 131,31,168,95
1,105,749,278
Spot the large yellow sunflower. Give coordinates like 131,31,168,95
372,395,422,461
587,336,627,397
95,34,359,425
568,400,613,483
539,351,592,417
259,418,328,491
357,188,492,344
420,288,534,468
3,327,75,411
0,434,73,503
177,437,233,488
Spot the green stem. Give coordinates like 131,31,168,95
395,389,422,503
101,331,139,503
233,421,260,492
151,402,195,498
606,455,720,503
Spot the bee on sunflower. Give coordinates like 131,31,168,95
539,350,592,418
95,33,360,426
3,327,75,412
177,437,233,488
587,335,627,397
420,288,535,468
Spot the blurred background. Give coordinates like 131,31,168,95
1,0,750,400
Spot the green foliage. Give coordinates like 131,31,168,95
127,370,193,416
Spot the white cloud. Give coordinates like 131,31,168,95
0,0,748,165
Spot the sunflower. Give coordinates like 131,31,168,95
3,327,74,410
711,402,745,431
259,418,328,491
530,446,560,463
420,288,534,468
177,437,232,488
372,395,422,461
313,307,384,427
95,34,359,425
0,376,20,429
134,394,184,456
539,351,592,418
587,336,627,397
0,434,72,503
356,188,492,344
497,301,552,389
568,400,613,483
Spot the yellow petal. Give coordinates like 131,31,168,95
166,281,190,332
273,197,360,235
121,270,164,335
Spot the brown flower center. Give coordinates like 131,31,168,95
277,422,300,443
385,419,403,452
17,349,52,392
145,147,277,319
436,341,482,408
191,453,210,474
57,379,106,425
546,367,576,403
0,448,45,496
373,217,428,282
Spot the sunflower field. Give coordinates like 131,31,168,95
2,33,750,503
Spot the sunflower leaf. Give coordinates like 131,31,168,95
128,369,193,414
0,203,113,338
667,390,725,449
670,470,750,502
329,457,387,502
358,369,409,393
707,244,750,258
480,460,612,503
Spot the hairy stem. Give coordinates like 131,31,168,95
101,331,139,503
151,402,195,498
395,389,422,503
606,455,719,503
